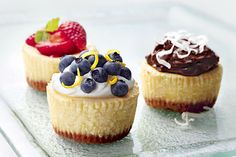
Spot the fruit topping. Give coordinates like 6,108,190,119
91,67,108,83
105,50,120,62
26,18,86,57
61,68,83,88
81,78,97,93
119,67,132,80
59,55,76,72
105,50,126,67
111,80,129,97
25,34,36,47
108,52,123,62
70,57,91,76
58,49,132,97
60,71,76,86
58,21,87,51
103,61,122,75
35,32,76,57
88,54,107,67
81,51,98,70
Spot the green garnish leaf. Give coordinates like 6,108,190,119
34,18,59,43
45,17,60,32
35,30,50,43
41,31,50,41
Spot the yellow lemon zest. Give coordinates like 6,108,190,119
105,49,120,62
108,76,118,85
61,68,82,88
105,50,126,67
107,49,120,54
81,50,99,70
104,54,113,62
90,54,98,70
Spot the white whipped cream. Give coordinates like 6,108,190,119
51,66,134,97
156,30,208,69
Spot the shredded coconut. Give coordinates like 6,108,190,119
174,106,213,126
155,30,208,68
174,112,195,126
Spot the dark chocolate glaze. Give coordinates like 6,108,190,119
146,40,219,76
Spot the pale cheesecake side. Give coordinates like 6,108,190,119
47,82,138,143
22,43,61,91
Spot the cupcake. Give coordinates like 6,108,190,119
141,31,222,113
47,50,139,143
22,18,87,91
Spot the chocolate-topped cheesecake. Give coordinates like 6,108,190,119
141,31,223,113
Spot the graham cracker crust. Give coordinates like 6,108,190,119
53,127,132,144
145,98,216,113
26,78,47,92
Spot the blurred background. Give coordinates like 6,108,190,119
1,0,236,157
0,0,235,25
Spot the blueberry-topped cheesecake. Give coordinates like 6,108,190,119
22,18,87,91
141,31,223,113
47,50,139,143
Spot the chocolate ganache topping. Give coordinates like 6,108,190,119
146,31,219,76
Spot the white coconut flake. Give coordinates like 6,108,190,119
155,31,208,68
156,47,173,69
175,106,212,126
174,48,191,59
174,112,195,126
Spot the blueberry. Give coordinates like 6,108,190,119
59,55,76,72
109,52,123,62
120,67,132,80
70,57,91,76
103,61,121,75
91,67,108,83
81,78,97,93
60,71,76,86
88,54,107,67
111,80,128,97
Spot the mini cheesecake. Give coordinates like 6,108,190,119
141,31,223,113
47,50,139,143
22,18,87,92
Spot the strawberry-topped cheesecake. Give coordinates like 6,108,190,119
22,18,87,91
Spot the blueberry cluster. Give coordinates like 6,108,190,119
58,51,132,97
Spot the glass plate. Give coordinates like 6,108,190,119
0,2,236,157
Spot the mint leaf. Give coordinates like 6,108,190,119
35,31,43,43
45,17,60,32
34,18,59,43
35,31,50,43
41,32,50,41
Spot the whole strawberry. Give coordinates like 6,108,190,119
59,21,87,52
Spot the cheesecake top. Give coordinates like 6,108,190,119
25,18,87,57
51,50,134,97
146,31,219,76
